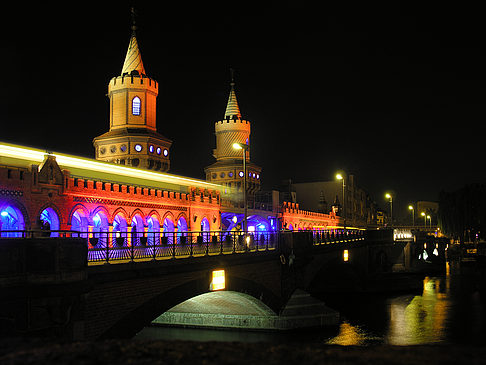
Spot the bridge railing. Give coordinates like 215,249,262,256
84,230,280,263
0,228,367,264
311,229,366,245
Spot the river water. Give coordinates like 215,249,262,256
136,261,486,345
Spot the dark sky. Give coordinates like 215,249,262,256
1,2,484,219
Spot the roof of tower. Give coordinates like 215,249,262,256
224,72,242,119
121,33,146,76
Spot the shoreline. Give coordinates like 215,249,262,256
1,338,486,365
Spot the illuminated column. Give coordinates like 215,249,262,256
126,226,133,247
108,224,114,248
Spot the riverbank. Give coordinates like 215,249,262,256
1,338,485,365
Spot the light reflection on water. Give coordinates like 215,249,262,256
324,262,486,345
137,262,486,345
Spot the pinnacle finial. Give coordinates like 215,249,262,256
230,68,235,87
224,69,242,119
130,6,137,34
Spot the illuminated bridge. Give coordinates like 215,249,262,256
0,227,440,341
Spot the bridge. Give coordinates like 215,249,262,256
0,229,446,340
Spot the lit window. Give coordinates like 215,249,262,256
256,174,260,179
149,145,154,153
228,172,234,178
134,144,143,152
210,270,225,291
132,96,141,115
156,147,161,155
163,149,169,157
239,171,244,178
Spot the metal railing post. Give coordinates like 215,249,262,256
172,232,176,258
105,230,110,264
130,231,135,262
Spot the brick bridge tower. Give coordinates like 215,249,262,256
205,72,262,198
93,9,172,171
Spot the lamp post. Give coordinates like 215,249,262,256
421,212,426,227
335,173,346,229
408,205,414,227
233,142,248,232
427,215,431,228
385,193,393,227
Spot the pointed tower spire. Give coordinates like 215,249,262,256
121,7,146,75
224,69,242,119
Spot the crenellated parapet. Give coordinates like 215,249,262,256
280,201,343,230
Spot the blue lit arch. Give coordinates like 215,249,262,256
39,207,60,237
0,203,25,237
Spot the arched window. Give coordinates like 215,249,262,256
132,96,141,116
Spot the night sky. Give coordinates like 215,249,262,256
1,2,484,219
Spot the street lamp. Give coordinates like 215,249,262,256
385,193,393,227
408,205,414,227
233,142,248,232
427,215,431,228
335,173,346,229
421,212,426,227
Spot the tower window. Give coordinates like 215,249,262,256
132,96,141,116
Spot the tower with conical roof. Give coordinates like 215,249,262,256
93,9,172,171
205,71,262,196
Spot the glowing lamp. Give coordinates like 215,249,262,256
335,173,343,180
1,211,8,217
232,143,243,150
232,215,238,224
408,205,413,210
385,193,392,199
421,212,426,216
210,270,225,291
343,249,349,262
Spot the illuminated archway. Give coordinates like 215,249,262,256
146,215,160,245
176,216,188,244
201,217,210,242
163,216,174,245
0,204,25,237
131,214,145,246
92,210,109,247
39,207,60,237
247,215,270,233
288,223,294,231
113,213,128,246
71,208,88,238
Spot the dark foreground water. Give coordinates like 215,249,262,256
136,261,486,345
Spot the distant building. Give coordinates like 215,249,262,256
292,175,380,228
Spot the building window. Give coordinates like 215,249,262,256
132,96,141,116
149,145,154,153
163,149,169,157
156,147,161,155
134,144,143,152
